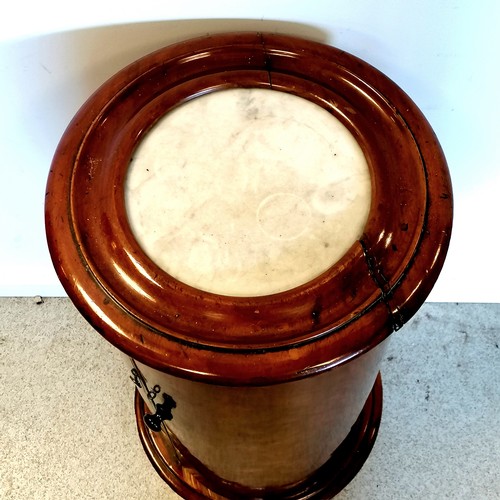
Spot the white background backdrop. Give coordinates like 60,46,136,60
0,1,498,302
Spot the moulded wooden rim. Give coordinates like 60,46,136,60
45,32,452,385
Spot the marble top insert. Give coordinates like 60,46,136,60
125,88,371,296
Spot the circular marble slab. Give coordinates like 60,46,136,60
125,88,371,296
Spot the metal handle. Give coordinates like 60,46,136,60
144,392,176,432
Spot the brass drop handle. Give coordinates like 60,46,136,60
144,393,176,432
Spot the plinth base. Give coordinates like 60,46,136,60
134,374,382,499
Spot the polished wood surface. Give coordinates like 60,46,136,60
135,375,383,499
45,32,452,385
45,33,453,498
133,340,385,489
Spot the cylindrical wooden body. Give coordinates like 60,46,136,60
132,340,385,492
45,33,452,498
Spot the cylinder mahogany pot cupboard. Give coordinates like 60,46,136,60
45,33,452,499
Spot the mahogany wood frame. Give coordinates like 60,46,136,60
45,32,453,498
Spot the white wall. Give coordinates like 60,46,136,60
1,1,498,302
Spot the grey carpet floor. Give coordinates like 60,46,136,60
1,298,499,499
